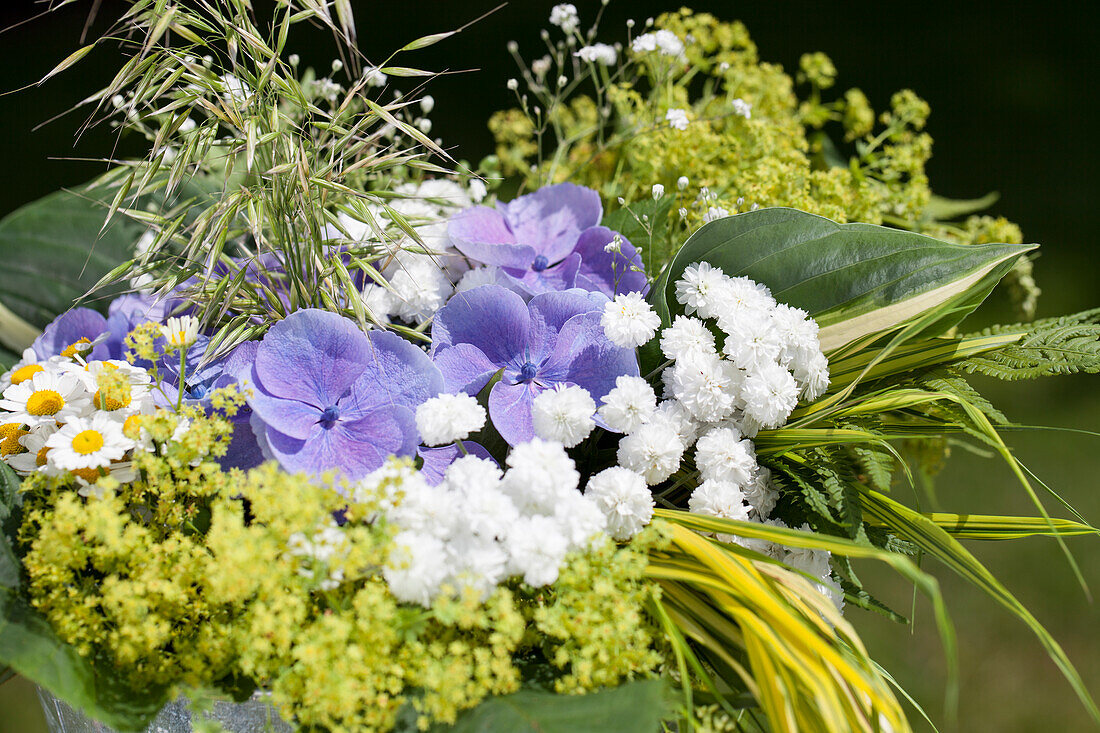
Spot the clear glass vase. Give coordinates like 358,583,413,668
36,687,294,733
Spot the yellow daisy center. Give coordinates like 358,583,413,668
0,423,23,440
1,434,27,457
10,364,44,385
71,467,102,482
61,338,93,359
27,390,65,416
72,429,105,455
36,446,50,466
122,414,144,438
94,387,132,411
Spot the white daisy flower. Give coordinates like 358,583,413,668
6,424,58,476
160,315,200,350
45,413,134,473
0,369,91,428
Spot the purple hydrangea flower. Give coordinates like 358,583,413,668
103,293,175,360
448,182,647,297
32,308,110,361
244,308,443,480
417,441,496,486
431,284,638,445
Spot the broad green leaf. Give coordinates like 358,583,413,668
0,185,148,340
922,192,999,221
0,461,21,589
427,679,670,733
649,208,1033,353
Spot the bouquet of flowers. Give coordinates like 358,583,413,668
1,3,1097,732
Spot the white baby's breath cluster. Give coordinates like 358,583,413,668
372,439,643,607
0,350,158,489
415,392,487,446
339,178,483,326
286,519,348,591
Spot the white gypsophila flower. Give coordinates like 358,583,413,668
6,423,58,476
652,183,665,200
45,413,133,473
650,399,700,448
665,108,690,131
665,352,740,423
601,292,661,348
584,466,654,541
721,314,783,372
360,284,396,324
688,479,751,522
632,30,684,57
553,491,609,551
574,42,617,66
287,520,347,591
674,261,728,318
616,421,684,485
659,315,716,361
384,530,449,606
506,514,570,587
385,251,453,323
677,175,689,190
160,315,200,350
415,392,486,446
738,517,790,558
501,438,580,514
531,384,596,448
694,427,757,486
769,303,818,355
0,369,91,429
702,206,729,223
549,3,580,33
780,527,842,611
444,532,509,600
740,361,799,429
364,65,388,88
598,375,657,434
793,349,830,402
444,454,503,494
743,466,779,519
732,98,752,119
468,178,488,203
531,55,552,79
713,275,775,320
389,481,459,540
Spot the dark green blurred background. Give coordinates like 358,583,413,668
0,1,1096,730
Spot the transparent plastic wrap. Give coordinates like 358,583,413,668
37,687,293,733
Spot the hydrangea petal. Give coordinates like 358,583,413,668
488,380,542,446
546,312,639,401
448,206,535,270
32,308,109,360
503,251,581,296
572,225,650,297
430,285,530,364
346,330,444,414
253,309,370,405
264,404,418,480
433,343,501,394
499,183,602,264
247,370,322,440
417,441,495,486
525,288,605,363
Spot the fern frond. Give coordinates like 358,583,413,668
959,308,1100,380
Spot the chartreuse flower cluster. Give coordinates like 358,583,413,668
489,7,1038,315
17,401,664,732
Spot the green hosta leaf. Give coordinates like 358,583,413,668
0,184,147,346
649,208,1033,353
0,462,21,589
429,679,670,733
